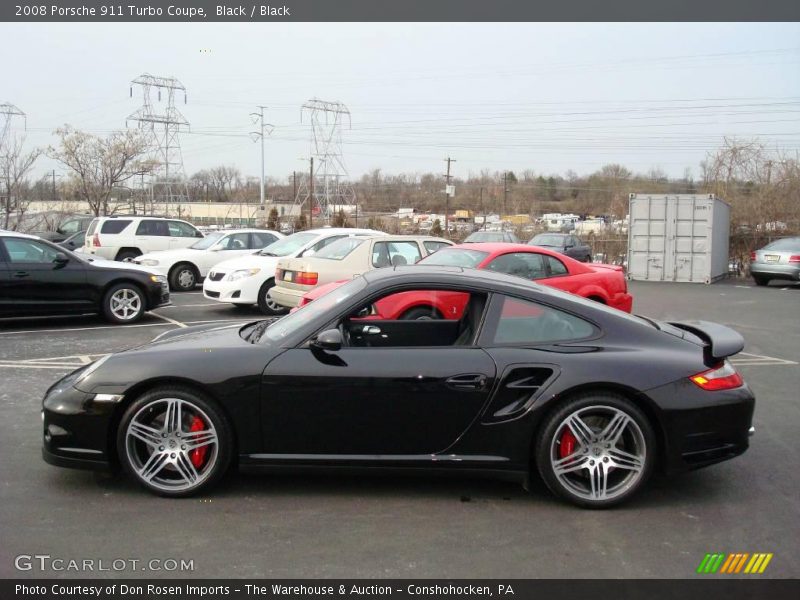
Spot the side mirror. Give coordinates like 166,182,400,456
209,244,223,252
53,252,70,266
311,328,342,351
195,231,204,238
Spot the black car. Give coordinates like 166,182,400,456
41,266,754,507
57,230,87,251
529,233,592,262
0,232,169,324
33,215,95,243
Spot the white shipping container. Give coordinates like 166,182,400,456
627,194,730,283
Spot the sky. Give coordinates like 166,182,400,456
1,22,799,184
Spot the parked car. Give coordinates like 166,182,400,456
269,235,452,309
84,216,204,262
749,237,800,286
133,229,283,291
298,243,632,314
202,228,384,314
33,215,95,243
529,233,592,263
57,229,88,252
464,231,520,244
42,266,754,507
0,231,169,324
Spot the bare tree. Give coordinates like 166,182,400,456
1,134,42,230
49,126,156,216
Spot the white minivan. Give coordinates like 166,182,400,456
85,216,204,262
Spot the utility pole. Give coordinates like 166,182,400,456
250,105,273,205
51,170,57,203
309,157,314,230
479,187,485,231
444,156,456,236
503,172,509,217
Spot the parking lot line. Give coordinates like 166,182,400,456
0,321,170,336
151,312,189,328
730,352,798,366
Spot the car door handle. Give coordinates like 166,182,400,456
446,374,487,391
362,325,381,335
13,271,29,278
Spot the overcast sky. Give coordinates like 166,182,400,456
1,22,799,184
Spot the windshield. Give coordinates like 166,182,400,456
258,232,317,256
530,234,565,246
262,276,368,342
314,237,366,260
419,248,488,268
466,232,505,242
190,231,226,250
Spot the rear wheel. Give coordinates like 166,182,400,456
117,387,232,497
400,306,442,320
536,393,655,508
169,263,199,292
753,275,769,287
257,279,289,316
102,283,145,324
116,250,140,262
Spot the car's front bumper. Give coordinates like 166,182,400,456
268,284,306,308
203,276,261,304
646,379,755,473
146,281,170,309
750,262,800,281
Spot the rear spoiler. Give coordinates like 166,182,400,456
667,320,745,360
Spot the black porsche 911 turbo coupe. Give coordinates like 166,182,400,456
42,266,755,508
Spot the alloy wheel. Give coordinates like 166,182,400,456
109,288,142,321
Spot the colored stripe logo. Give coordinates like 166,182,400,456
697,553,773,574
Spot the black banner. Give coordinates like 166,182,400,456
4,580,800,600
2,0,800,23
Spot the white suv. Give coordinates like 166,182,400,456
84,216,203,262
203,228,384,314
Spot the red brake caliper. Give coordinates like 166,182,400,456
188,415,208,468
559,428,577,458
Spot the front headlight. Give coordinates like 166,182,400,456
150,274,167,283
226,268,260,282
138,259,159,266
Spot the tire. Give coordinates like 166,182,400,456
400,306,442,320
535,392,656,508
116,250,140,262
116,386,233,497
102,283,146,324
257,279,289,316
753,275,769,287
169,263,199,292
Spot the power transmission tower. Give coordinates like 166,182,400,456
127,74,190,209
444,156,456,236
0,102,26,159
292,98,356,223
250,105,274,205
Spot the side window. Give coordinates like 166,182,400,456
486,252,547,280
250,232,277,248
301,235,345,257
3,239,59,264
100,220,132,234
136,220,169,236
168,221,198,237
372,241,422,268
571,236,581,247
546,255,568,276
221,233,250,250
86,219,99,235
59,219,80,235
424,240,450,254
489,296,595,345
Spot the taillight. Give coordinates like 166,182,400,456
92,233,101,247
689,361,743,391
298,296,311,307
789,255,800,264
749,251,756,261
275,268,283,280
295,271,319,286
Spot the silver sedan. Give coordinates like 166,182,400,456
749,237,800,286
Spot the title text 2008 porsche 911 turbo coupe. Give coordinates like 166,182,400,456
42,266,755,508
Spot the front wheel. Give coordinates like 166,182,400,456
102,283,145,324
169,263,199,292
753,275,769,287
257,279,289,316
117,387,233,497
535,393,655,508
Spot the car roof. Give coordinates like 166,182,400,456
448,242,568,259
347,234,451,242
305,227,384,236
0,230,39,240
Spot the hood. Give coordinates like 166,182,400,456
149,321,251,346
84,255,161,276
210,253,280,273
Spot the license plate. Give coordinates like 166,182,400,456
765,255,779,263
283,271,293,282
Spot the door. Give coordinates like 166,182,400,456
0,256,10,316
261,345,496,455
167,220,202,250
0,238,89,315
135,219,171,252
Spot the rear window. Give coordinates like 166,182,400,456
100,220,132,234
764,238,800,251
315,237,366,260
419,248,488,268
86,219,99,235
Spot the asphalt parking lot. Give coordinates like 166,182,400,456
0,278,798,579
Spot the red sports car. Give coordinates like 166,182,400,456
295,243,633,319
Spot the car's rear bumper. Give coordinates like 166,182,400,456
750,262,800,281
269,285,306,308
609,293,633,313
646,380,755,473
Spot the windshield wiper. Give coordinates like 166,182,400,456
259,251,277,257
245,317,283,342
